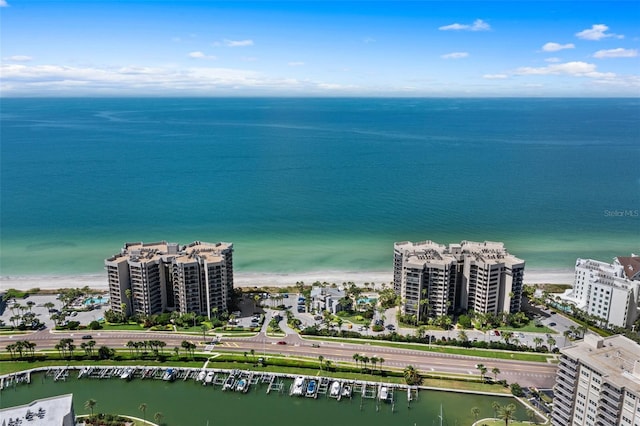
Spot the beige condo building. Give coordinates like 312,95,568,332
393,240,525,322
552,334,640,426
105,241,233,318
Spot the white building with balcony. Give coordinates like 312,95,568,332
560,255,640,329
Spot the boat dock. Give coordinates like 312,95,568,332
1,365,420,414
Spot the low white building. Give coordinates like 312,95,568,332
560,255,640,328
310,287,349,314
0,393,76,426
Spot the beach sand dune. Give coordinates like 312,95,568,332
0,269,574,292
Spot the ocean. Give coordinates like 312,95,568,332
1,98,638,282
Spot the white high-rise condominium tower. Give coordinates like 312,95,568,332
393,240,525,322
105,241,234,318
562,255,640,329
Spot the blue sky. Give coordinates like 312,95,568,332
1,1,639,96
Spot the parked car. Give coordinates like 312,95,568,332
493,330,501,336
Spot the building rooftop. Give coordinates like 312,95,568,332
106,241,232,265
617,255,640,281
395,240,524,267
0,393,74,426
562,334,640,392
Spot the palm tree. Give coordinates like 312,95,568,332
201,323,210,341
491,401,501,419
139,403,147,424
318,355,324,370
492,367,501,381
471,406,480,422
378,357,384,373
403,365,422,385
125,288,132,317
533,336,543,349
476,363,487,381
499,403,517,426
84,399,97,417
352,353,360,368
154,412,164,425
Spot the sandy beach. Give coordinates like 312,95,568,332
0,268,574,292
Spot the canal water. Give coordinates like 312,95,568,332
0,372,527,426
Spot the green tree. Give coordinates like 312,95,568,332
318,355,324,370
84,399,97,417
125,288,132,317
492,367,501,381
201,323,210,341
499,403,517,426
491,401,501,419
154,412,164,425
139,403,147,424
476,363,487,381
471,406,480,422
403,365,422,385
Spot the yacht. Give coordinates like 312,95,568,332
341,384,352,398
204,371,215,385
236,378,248,392
378,385,388,401
162,368,176,382
292,376,305,396
120,367,134,380
330,381,341,397
306,380,317,396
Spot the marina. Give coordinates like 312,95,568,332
0,367,529,425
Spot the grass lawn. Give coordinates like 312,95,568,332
99,323,147,331
476,420,535,426
304,337,553,362
497,321,555,334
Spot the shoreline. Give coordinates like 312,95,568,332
0,268,574,292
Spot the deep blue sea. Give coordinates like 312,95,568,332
1,98,638,277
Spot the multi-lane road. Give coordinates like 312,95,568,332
1,328,558,388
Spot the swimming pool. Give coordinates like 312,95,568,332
84,296,109,306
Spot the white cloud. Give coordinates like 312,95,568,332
542,42,575,52
441,52,469,59
188,51,217,60
482,74,508,79
576,24,623,40
363,37,375,44
223,39,254,47
0,0,8,7
439,19,490,32
545,57,562,63
514,61,615,78
4,55,32,62
287,62,305,67
0,63,359,95
593,48,638,59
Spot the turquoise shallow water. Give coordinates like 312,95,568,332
1,98,638,276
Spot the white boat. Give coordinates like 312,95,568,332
162,368,176,382
378,385,388,401
197,370,207,382
236,378,248,392
120,368,133,380
341,384,352,398
204,371,215,385
292,376,305,396
78,367,88,379
222,374,235,390
330,381,341,397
